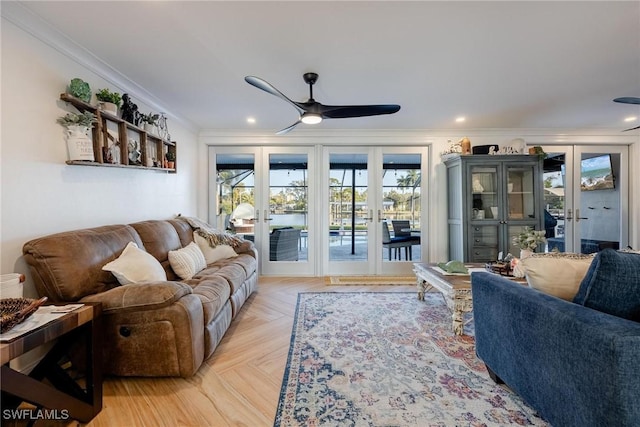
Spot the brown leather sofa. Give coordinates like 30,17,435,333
22,219,258,377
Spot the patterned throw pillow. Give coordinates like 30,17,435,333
573,249,640,321
521,252,596,301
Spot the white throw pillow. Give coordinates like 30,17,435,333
194,232,238,264
102,242,167,285
521,252,595,301
168,242,207,280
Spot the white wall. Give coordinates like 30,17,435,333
1,20,199,297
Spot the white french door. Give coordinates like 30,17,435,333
209,146,316,276
538,145,629,253
322,146,428,276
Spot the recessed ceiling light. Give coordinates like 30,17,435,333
455,116,466,123
624,116,638,122
247,117,256,124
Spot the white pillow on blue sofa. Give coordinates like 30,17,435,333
520,252,595,301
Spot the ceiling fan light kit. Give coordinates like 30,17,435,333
245,72,400,134
301,113,322,125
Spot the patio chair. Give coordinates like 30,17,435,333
270,227,301,261
382,221,412,260
392,220,421,259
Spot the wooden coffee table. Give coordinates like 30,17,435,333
413,263,483,336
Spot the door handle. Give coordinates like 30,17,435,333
575,209,588,222
255,210,259,222
377,209,382,222
263,210,273,223
364,210,374,222
566,209,573,221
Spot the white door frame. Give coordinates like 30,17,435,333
321,145,430,276
538,144,629,252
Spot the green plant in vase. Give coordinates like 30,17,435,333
165,151,176,169
57,111,97,161
140,113,160,134
95,88,122,115
56,111,97,128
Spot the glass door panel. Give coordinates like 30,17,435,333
542,151,568,252
215,153,255,235
574,149,626,253
262,147,315,275
470,166,498,221
506,165,536,221
328,153,369,262
268,153,308,262
381,153,422,265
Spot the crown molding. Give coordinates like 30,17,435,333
199,128,639,146
1,2,198,133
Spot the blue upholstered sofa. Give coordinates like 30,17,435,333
472,249,640,427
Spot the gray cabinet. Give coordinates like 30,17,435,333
445,154,544,262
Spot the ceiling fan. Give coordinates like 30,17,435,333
245,72,401,135
613,97,640,131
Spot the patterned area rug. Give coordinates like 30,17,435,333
325,276,416,285
274,292,549,426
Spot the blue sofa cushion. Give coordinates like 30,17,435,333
573,249,640,321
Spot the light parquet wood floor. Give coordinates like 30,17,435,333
20,277,416,427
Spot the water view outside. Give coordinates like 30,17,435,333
216,152,422,263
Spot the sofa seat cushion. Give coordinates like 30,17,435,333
80,281,192,314
225,253,258,277
196,262,247,294
184,276,232,325
573,249,640,321
520,252,595,301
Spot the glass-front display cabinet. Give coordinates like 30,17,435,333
445,154,544,262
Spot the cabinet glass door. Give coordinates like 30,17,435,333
470,166,498,221
469,165,499,261
506,165,537,222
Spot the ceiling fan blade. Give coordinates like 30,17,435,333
276,120,301,135
622,124,640,131
245,76,305,112
321,104,401,119
614,97,640,105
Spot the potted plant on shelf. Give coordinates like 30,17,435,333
528,145,547,159
140,113,160,135
67,78,91,103
57,112,97,161
95,88,122,115
165,151,175,169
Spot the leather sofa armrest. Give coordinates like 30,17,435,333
80,281,192,314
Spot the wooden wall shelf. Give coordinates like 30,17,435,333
60,93,177,173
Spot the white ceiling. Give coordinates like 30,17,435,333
7,1,640,134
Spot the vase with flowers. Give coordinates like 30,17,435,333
513,226,547,259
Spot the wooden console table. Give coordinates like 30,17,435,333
1,303,103,423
